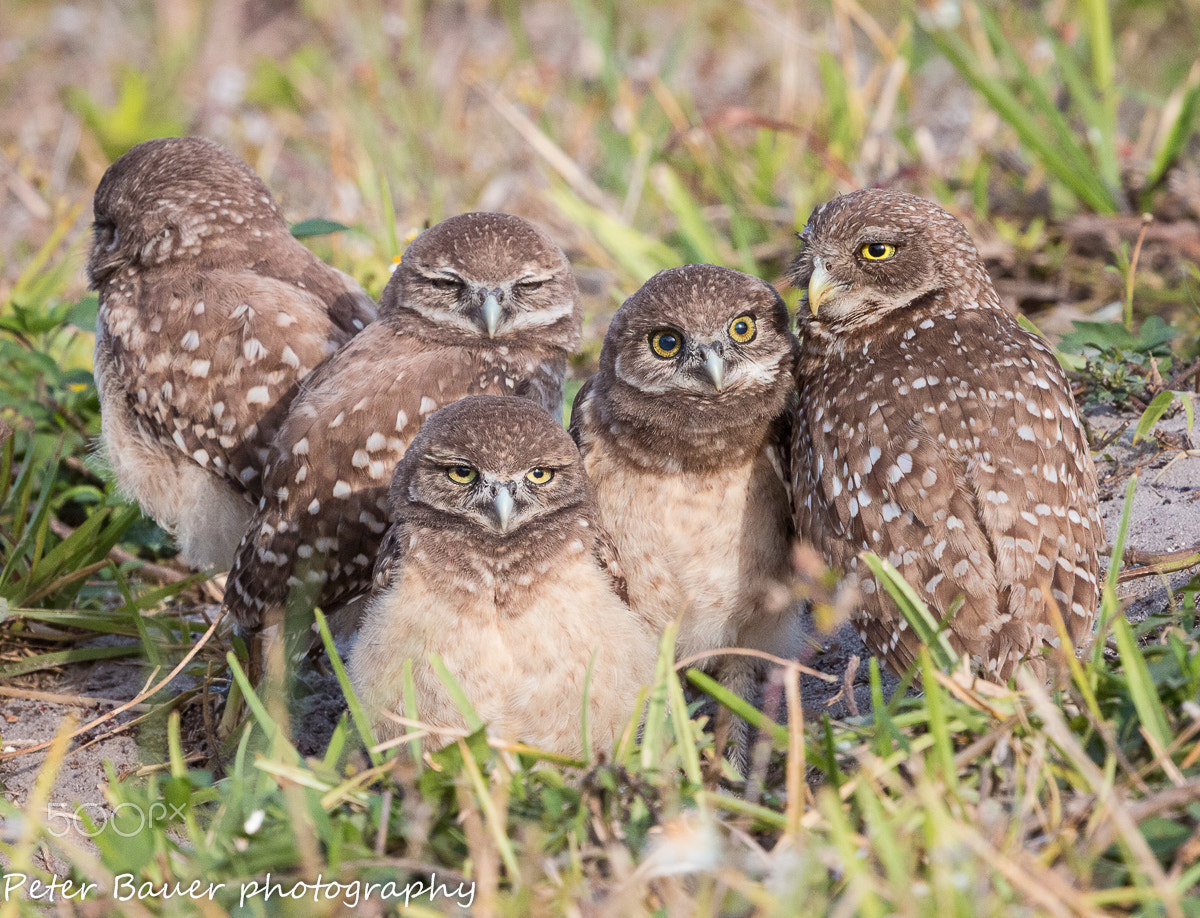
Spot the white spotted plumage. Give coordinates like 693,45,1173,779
789,189,1102,680
89,137,378,571
223,212,583,633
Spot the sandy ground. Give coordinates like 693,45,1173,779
2,406,1197,861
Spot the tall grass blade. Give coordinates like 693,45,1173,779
861,552,960,671
925,26,1118,212
313,606,381,766
1110,615,1171,751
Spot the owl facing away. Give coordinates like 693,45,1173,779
570,264,801,760
222,212,582,636
350,395,657,758
89,136,377,570
788,188,1102,679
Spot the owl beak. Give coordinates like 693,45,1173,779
807,256,836,317
491,485,515,533
481,293,503,337
703,349,726,391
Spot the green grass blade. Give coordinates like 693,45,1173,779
820,785,886,917
428,653,484,732
685,668,787,746
1132,390,1177,443
549,187,682,285
666,661,703,787
650,163,723,265
1081,0,1120,191
926,26,1117,212
1094,474,1137,665
0,455,61,597
313,606,381,766
226,651,299,763
0,644,139,679
640,626,676,775
579,652,596,765
978,8,1103,184
861,552,960,671
868,657,897,758
402,657,423,768
1145,62,1200,196
918,648,958,798
1110,615,1171,751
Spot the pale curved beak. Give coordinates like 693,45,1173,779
807,256,836,317
492,486,514,532
481,293,502,337
703,349,726,391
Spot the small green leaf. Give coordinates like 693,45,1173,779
290,218,352,239
1133,390,1178,443
65,294,100,330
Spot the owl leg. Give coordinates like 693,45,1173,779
715,656,762,777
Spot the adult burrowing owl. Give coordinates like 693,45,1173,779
570,264,800,761
789,188,1101,679
89,136,377,570
351,396,656,758
223,212,582,637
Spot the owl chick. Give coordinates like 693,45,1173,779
788,188,1102,679
89,136,377,570
570,264,801,758
350,396,656,758
223,212,582,637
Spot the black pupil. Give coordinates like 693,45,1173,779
868,243,888,257
658,333,677,352
531,469,544,478
735,321,749,335
454,466,471,478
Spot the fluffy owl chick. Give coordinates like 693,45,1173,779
223,212,582,636
350,396,656,758
570,265,801,756
788,188,1102,680
89,136,377,570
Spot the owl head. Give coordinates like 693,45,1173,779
389,395,590,537
595,264,796,456
789,189,992,330
89,136,287,287
381,213,582,352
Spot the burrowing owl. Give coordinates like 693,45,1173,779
570,264,800,762
788,188,1101,679
89,136,377,570
351,396,656,758
223,212,582,637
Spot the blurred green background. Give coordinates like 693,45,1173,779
2,0,1199,335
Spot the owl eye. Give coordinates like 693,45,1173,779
526,467,554,484
430,275,464,291
446,465,477,484
514,278,546,293
860,242,897,261
650,329,682,359
728,314,756,344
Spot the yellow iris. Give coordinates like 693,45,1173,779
526,468,554,484
650,330,682,359
860,242,896,261
447,466,477,484
728,315,756,343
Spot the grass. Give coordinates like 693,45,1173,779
2,1,1200,915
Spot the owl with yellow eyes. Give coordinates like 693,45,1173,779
788,189,1101,680
569,264,802,765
